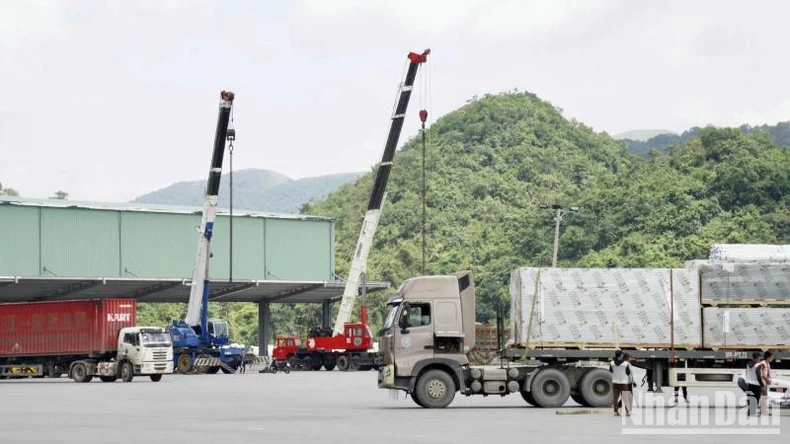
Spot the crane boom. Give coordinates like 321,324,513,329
332,50,430,336
184,90,235,332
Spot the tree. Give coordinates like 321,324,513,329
50,190,69,200
0,182,20,196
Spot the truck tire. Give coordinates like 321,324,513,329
324,363,336,371
177,354,192,374
529,368,571,408
120,361,134,383
571,393,590,407
579,368,611,408
411,391,426,407
520,390,537,406
336,355,350,372
206,366,220,374
71,362,91,383
414,369,456,408
99,375,117,383
150,374,163,382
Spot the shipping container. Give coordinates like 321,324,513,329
0,299,136,358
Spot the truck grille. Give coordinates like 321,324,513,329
152,351,168,361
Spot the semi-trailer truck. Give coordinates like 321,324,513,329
0,299,174,382
377,270,790,408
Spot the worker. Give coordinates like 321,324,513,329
757,351,773,415
744,351,763,417
610,350,632,416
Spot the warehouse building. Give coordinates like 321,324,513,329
0,197,388,352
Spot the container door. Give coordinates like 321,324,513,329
393,301,434,377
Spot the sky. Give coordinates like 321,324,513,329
2,0,790,202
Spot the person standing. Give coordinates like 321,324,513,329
610,350,632,416
757,351,773,415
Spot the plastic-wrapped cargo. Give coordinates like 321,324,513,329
698,262,790,305
702,307,790,349
510,267,701,349
709,244,790,261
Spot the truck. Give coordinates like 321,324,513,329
271,49,430,372
167,89,247,374
0,299,174,382
377,268,790,408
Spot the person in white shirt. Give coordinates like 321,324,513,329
744,351,764,417
610,350,633,416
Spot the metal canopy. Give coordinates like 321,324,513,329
0,276,390,304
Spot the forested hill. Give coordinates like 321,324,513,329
303,91,790,325
621,122,790,157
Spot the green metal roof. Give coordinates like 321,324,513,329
0,197,334,222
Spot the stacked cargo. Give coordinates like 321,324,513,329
510,267,701,349
510,248,790,351
696,260,790,349
709,244,790,261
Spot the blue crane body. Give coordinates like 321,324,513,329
168,90,247,374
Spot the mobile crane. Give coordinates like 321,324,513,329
271,49,431,372
168,90,246,374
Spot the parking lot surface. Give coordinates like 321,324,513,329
1,369,787,444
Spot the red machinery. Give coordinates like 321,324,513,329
271,49,430,371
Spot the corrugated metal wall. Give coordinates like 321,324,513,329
0,204,334,281
0,205,39,275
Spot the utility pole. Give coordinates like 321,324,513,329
541,204,578,267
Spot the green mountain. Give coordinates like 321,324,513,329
303,91,790,328
614,129,676,142
621,122,790,157
131,169,364,214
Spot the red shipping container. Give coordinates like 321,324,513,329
0,299,137,358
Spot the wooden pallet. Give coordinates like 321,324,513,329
515,342,699,351
702,299,790,307
704,344,790,352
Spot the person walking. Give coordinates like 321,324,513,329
744,351,763,417
610,350,632,416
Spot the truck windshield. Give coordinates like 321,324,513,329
383,302,401,330
141,332,172,347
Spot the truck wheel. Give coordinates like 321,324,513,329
571,393,590,407
336,355,350,372
99,375,117,383
520,390,537,406
206,366,220,374
71,362,91,383
150,374,163,382
414,369,456,408
579,368,612,408
323,363,336,371
177,354,192,374
120,361,134,383
529,368,571,408
411,392,427,407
